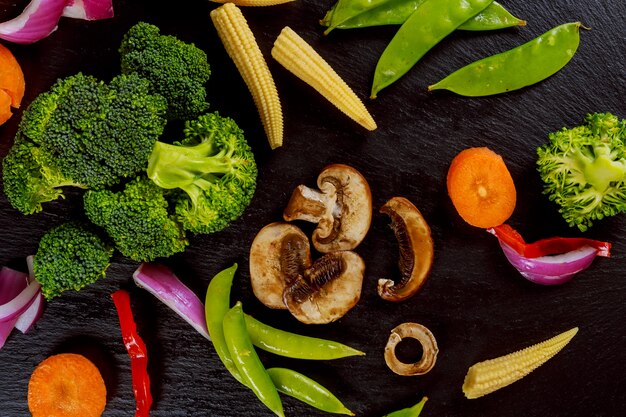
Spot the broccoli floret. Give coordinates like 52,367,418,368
537,112,626,231
147,112,257,234
120,22,211,120
84,177,188,261
19,73,167,189
33,222,113,299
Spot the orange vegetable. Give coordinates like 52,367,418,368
28,353,107,417
447,147,516,228
0,43,25,125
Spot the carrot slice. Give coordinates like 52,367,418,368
447,147,516,228
0,43,25,126
28,353,107,417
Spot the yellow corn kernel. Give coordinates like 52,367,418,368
211,0,295,6
211,3,283,149
463,327,578,399
271,26,377,131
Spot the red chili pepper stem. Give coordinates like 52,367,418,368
112,290,153,417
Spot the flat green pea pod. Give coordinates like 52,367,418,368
382,396,428,417
429,22,583,96
371,0,495,98
267,367,354,415
205,263,243,383
321,0,524,34
245,314,365,360
224,302,285,417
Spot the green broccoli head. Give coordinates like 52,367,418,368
120,22,211,120
537,112,626,231
84,177,188,261
2,136,84,214
19,72,167,189
33,222,113,299
147,112,257,234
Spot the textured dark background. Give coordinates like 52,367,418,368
1,0,625,416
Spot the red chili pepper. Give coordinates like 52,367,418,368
111,290,152,417
489,224,611,258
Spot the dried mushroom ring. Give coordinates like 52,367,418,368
384,322,438,376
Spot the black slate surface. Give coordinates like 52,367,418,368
1,0,625,416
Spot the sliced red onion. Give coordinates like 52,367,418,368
0,0,67,44
15,256,45,333
0,267,28,349
498,241,600,285
0,277,41,322
63,0,114,21
133,263,210,341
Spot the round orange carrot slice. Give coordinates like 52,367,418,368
0,43,25,108
28,353,107,417
447,147,516,228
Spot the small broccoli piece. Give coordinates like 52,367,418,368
147,112,257,234
19,72,167,189
120,22,211,120
84,177,188,261
537,112,626,231
33,222,113,299
2,136,85,214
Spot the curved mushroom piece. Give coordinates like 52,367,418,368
384,322,438,376
249,222,311,309
284,251,365,324
378,197,434,302
284,164,372,253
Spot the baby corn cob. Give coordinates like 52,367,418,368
211,0,295,6
463,327,578,399
211,3,283,149
271,26,377,131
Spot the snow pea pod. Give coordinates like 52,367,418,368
383,396,427,417
371,0,494,98
429,22,582,96
245,314,365,360
267,367,354,415
322,0,524,34
224,302,285,417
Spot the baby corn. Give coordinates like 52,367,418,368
211,3,283,149
211,0,295,6
271,26,377,131
463,327,578,399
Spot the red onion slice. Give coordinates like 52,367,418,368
0,0,67,44
133,263,210,341
0,278,41,322
15,257,45,333
63,0,114,21
499,241,600,285
0,267,28,349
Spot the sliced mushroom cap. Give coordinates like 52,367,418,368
378,197,434,302
384,322,438,376
284,164,372,253
249,222,311,309
284,251,365,324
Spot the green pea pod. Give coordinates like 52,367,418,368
267,367,354,416
224,302,285,417
322,0,524,34
371,0,494,98
204,263,243,383
428,22,582,96
383,396,428,417
245,314,365,360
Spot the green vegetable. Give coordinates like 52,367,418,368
267,367,354,415
120,22,211,121
33,222,113,299
245,314,365,360
147,112,257,234
383,396,428,417
2,73,167,214
204,263,243,383
322,0,523,34
429,22,582,96
537,112,626,231
223,302,284,417
371,0,494,98
83,177,188,262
